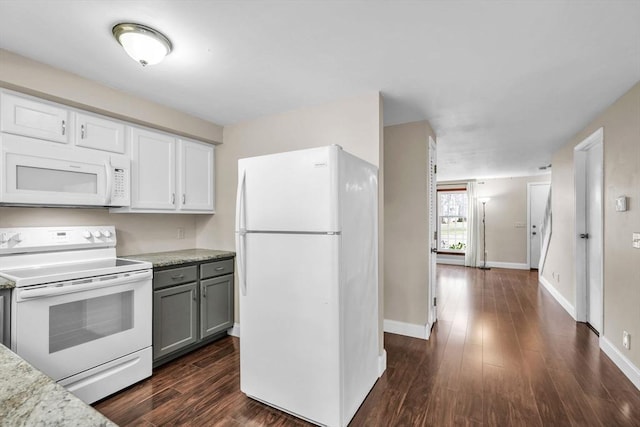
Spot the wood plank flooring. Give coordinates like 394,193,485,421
94,265,640,426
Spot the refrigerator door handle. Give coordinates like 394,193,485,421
236,169,247,296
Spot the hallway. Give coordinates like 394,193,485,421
95,266,640,426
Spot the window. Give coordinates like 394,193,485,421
438,190,468,252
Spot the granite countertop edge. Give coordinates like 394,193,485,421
122,248,236,268
0,275,16,289
0,344,117,426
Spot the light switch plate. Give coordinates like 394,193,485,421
615,196,627,212
633,232,640,249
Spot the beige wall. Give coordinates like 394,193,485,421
476,175,550,265
0,208,198,256
542,81,640,369
195,92,384,349
0,49,223,144
0,50,224,255
540,143,576,302
383,120,434,327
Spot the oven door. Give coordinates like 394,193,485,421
13,269,152,382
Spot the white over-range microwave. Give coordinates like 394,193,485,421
0,133,130,207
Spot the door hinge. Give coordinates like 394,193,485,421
433,297,437,306
433,231,437,241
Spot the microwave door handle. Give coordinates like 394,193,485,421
18,270,152,300
104,159,113,205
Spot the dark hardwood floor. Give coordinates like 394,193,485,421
94,265,640,426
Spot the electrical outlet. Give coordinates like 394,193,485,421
177,227,185,239
623,331,630,350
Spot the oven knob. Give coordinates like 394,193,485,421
0,233,7,244
92,231,102,238
82,231,92,239
11,233,22,242
102,230,112,238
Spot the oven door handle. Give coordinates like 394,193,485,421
18,270,152,300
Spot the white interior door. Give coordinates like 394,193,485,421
528,182,550,269
428,136,437,325
585,144,603,333
574,128,603,334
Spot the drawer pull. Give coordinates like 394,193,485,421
171,274,185,280
215,267,224,271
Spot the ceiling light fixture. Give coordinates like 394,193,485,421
112,23,172,66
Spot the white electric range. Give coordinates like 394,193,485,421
0,225,153,404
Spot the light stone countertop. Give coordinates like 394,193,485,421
0,344,117,427
0,276,15,289
123,248,235,268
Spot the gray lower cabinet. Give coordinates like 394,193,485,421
152,257,234,366
153,282,198,359
200,274,233,339
0,289,10,347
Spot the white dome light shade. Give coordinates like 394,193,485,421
112,23,172,66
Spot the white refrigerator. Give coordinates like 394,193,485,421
236,145,380,427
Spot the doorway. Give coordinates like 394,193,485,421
527,182,550,269
574,128,604,334
428,136,438,327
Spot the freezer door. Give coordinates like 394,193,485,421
238,146,339,232
240,233,341,426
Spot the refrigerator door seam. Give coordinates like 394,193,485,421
245,230,341,235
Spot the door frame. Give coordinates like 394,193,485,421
526,182,550,269
573,127,604,327
428,136,437,327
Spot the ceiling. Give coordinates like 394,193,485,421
0,1,638,181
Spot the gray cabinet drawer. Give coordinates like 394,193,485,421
154,266,197,289
200,259,234,279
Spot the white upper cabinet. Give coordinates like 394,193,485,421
130,127,176,210
75,112,125,153
179,139,215,212
123,128,215,214
0,92,70,143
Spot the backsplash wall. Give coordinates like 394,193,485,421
0,207,199,256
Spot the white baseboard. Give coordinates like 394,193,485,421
539,275,576,320
227,323,240,338
378,349,387,377
486,261,529,270
383,319,430,340
600,336,640,391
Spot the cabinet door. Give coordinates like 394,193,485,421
200,274,233,339
153,282,198,360
178,139,215,212
130,127,176,210
75,112,125,153
1,92,70,143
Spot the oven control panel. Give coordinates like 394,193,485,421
0,226,116,254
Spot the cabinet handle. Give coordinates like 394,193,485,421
171,193,175,204
171,274,184,280
215,267,224,271
81,124,85,139
203,288,207,298
182,194,186,204
61,120,66,135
